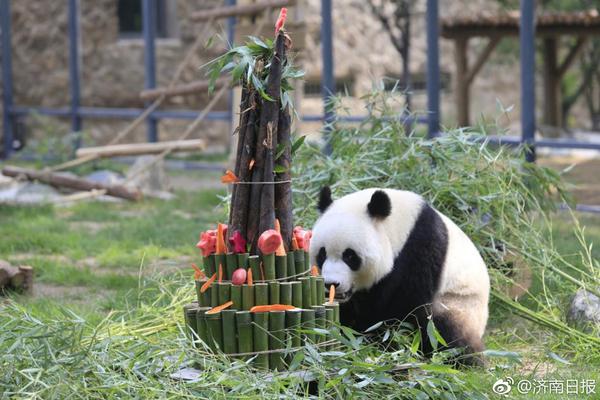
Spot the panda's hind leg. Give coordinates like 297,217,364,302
431,313,485,367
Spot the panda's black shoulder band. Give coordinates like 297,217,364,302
367,190,391,219
318,186,333,213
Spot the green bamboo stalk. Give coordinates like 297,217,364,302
312,305,326,344
291,281,302,308
183,303,199,339
248,255,261,281
242,284,255,310
203,255,215,277
254,283,269,306
253,312,269,369
210,282,219,307
303,250,310,272
195,279,204,305
315,277,325,304
325,303,340,324
222,310,238,354
269,311,286,370
286,309,303,350
226,252,238,280
300,277,312,309
263,253,276,280
195,307,211,347
275,255,287,280
215,254,226,279
310,276,318,306
287,252,296,278
325,307,334,350
237,252,249,270
280,282,292,305
205,312,223,352
236,311,253,359
269,281,280,304
301,309,316,344
218,282,232,305
230,285,242,310
200,285,212,308
294,250,305,274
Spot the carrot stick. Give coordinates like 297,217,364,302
192,263,206,280
218,264,224,283
216,223,227,254
328,284,335,304
247,268,253,286
200,273,217,293
206,300,234,315
274,219,287,256
291,235,299,251
250,304,296,313
311,265,319,277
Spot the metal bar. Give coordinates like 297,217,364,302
10,106,230,121
1,0,14,159
520,0,536,162
142,0,158,142
301,114,428,125
68,0,83,147
320,0,335,154
425,0,440,138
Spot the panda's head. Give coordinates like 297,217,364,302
310,187,396,302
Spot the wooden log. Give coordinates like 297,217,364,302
75,139,206,159
139,77,231,101
1,166,142,202
191,0,296,22
274,106,293,250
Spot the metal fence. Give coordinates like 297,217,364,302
1,0,600,161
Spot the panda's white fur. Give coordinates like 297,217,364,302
310,188,490,362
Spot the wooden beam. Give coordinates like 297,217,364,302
1,166,142,201
542,37,561,128
75,139,206,159
191,0,296,22
466,37,500,84
455,37,470,126
139,77,232,101
557,36,588,78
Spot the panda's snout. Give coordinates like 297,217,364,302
322,259,354,301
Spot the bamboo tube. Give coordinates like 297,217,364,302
236,311,253,358
210,282,219,307
254,283,269,306
215,255,226,279
312,305,326,344
315,277,325,304
203,255,215,277
253,312,269,369
195,279,204,305
183,303,199,338
206,312,223,352
218,282,232,305
269,311,286,371
268,281,280,304
286,253,296,278
279,282,292,305
262,253,276,280
285,309,302,349
325,303,340,324
300,277,312,309
222,310,238,354
242,284,255,310
195,307,211,346
310,276,318,307
291,281,302,308
231,285,242,310
200,282,212,307
301,309,316,344
325,307,334,350
294,250,305,273
303,250,310,272
238,253,249,270
275,255,287,280
226,253,238,280
248,256,261,282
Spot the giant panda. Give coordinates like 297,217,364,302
309,187,490,365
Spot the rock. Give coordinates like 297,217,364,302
567,288,600,332
85,170,124,186
0,182,61,205
126,156,171,196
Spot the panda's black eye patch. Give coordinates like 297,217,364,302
317,247,327,268
342,248,361,271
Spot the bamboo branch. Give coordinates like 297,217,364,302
75,139,206,159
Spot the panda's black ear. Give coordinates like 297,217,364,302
367,190,391,219
318,186,333,213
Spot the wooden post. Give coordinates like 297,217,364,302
455,37,470,127
543,37,561,128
